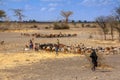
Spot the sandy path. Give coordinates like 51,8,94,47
0,54,120,80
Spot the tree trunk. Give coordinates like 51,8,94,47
111,31,114,41
119,32,120,42
66,17,68,24
104,33,107,40
111,33,114,41
111,26,114,41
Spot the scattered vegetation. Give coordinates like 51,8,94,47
96,6,120,41
114,6,120,41
85,24,91,27
53,22,70,30
89,34,93,39
12,9,25,29
96,16,108,40
0,4,120,42
0,27,9,31
12,9,25,22
30,25,38,28
81,23,84,28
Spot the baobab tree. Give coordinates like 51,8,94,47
96,16,108,40
61,11,73,23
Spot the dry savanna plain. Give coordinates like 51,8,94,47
0,22,120,80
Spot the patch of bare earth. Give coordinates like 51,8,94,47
0,54,120,80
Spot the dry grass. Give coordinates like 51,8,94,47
0,51,81,69
0,29,35,33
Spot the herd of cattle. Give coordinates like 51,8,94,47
21,33,77,38
30,43,120,55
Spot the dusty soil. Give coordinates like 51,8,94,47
0,28,120,53
0,54,120,80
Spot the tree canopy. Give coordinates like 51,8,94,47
0,10,6,20
61,11,73,23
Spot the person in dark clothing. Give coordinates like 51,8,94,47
29,39,33,49
55,39,60,55
90,49,98,71
55,44,59,55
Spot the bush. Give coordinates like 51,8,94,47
30,25,38,28
53,23,61,29
91,25,97,28
53,23,70,30
89,34,93,39
0,27,9,31
85,24,91,27
45,26,52,29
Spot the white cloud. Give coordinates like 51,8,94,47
0,0,6,5
40,3,57,12
66,1,71,5
10,0,28,2
40,7,56,12
49,3,58,7
48,7,56,11
40,0,61,2
81,0,115,7
40,7,47,11
25,4,33,10
0,1,2,5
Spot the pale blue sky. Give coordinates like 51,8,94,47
0,0,120,21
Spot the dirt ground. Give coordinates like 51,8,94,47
0,28,120,53
0,27,120,80
0,54,120,80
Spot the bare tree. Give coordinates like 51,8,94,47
4,16,11,27
114,6,120,41
12,9,25,29
96,16,108,40
0,10,6,20
106,15,116,41
61,11,73,23
12,9,24,22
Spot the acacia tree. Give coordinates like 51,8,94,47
96,16,108,40
0,1,6,20
114,6,120,41
12,9,24,22
0,10,6,20
12,9,25,29
61,11,73,23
